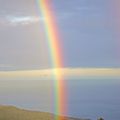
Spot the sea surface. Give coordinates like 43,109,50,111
0,77,120,120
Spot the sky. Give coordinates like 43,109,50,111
0,1,120,119
0,0,120,71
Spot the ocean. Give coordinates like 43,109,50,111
0,78,120,120
66,78,120,120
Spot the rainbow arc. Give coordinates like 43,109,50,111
37,0,67,119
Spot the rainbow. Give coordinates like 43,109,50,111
36,0,67,119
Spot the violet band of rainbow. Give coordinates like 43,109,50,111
37,0,67,118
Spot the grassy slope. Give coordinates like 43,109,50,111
0,106,90,120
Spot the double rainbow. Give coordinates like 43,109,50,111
37,0,66,118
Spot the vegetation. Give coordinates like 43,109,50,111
0,105,90,120
97,118,104,120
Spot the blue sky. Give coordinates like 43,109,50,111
0,0,119,70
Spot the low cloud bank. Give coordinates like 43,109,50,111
0,68,120,80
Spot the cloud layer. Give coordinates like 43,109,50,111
0,68,120,80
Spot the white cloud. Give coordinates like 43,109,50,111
0,15,44,26
6,15,42,26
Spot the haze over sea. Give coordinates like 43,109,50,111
0,77,120,120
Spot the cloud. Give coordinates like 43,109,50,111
0,64,14,68
0,15,44,26
0,64,16,71
6,16,40,25
0,68,120,80
57,6,99,22
57,12,75,21
76,6,96,11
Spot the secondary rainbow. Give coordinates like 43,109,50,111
36,0,67,118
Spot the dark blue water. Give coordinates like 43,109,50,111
0,78,120,120
66,78,120,120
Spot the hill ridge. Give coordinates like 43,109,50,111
0,105,90,120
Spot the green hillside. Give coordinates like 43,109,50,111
0,105,90,120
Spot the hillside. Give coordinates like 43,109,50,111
0,105,90,120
